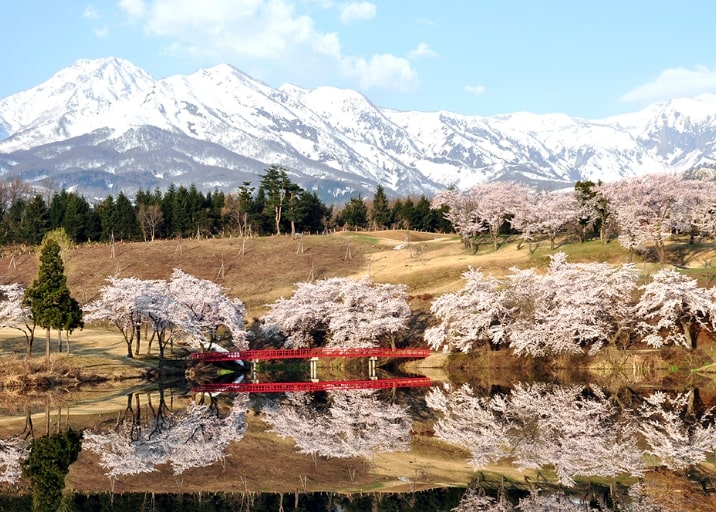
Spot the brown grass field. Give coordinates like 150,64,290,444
0,231,715,505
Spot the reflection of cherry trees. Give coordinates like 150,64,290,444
0,436,29,484
427,383,644,487
83,391,249,478
429,383,715,493
262,277,410,349
263,390,412,459
452,484,668,512
637,391,714,471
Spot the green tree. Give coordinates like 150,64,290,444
21,195,50,245
412,195,434,231
295,191,331,234
258,165,293,235
575,180,612,243
23,240,83,360
339,196,369,229
112,191,140,241
370,185,393,229
222,181,257,237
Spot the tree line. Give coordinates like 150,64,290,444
0,165,452,247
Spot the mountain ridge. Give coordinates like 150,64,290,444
1,57,715,201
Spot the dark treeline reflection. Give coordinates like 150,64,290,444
0,488,464,511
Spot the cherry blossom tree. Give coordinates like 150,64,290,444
426,254,639,356
469,182,528,250
432,183,533,252
84,277,153,358
506,253,638,356
262,277,410,349
0,283,35,356
632,269,716,349
263,390,412,459
452,487,512,512
431,188,486,252
606,175,706,263
84,271,249,362
135,279,191,366
534,190,579,249
509,188,541,252
168,269,248,351
424,268,504,353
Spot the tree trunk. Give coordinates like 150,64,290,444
25,329,34,358
45,328,51,362
680,320,697,349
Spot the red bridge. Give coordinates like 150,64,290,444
192,376,433,394
190,347,432,362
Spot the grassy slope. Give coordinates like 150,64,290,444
1,232,715,503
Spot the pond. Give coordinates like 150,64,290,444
0,356,714,512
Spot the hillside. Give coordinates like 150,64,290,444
3,230,716,317
0,231,465,318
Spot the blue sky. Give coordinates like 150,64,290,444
2,1,716,119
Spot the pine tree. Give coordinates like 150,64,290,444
370,185,393,229
23,240,83,360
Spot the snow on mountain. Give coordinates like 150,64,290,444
1,57,715,201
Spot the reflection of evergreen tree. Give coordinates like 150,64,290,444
21,429,82,512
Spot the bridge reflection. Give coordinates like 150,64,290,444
191,376,433,393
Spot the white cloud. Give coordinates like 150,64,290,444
117,0,418,92
416,18,435,26
118,0,147,19
345,54,418,91
339,2,376,24
408,42,437,59
622,65,716,103
93,25,110,38
83,5,100,19
465,85,486,96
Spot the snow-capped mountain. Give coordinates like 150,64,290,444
1,57,715,201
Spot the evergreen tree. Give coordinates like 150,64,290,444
396,197,415,229
48,190,69,231
21,195,50,245
3,196,27,244
258,165,292,235
296,191,331,234
412,195,434,231
23,240,83,360
112,191,140,241
339,196,369,229
94,195,115,242
370,185,393,229
158,184,178,238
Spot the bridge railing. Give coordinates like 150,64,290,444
190,347,432,362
